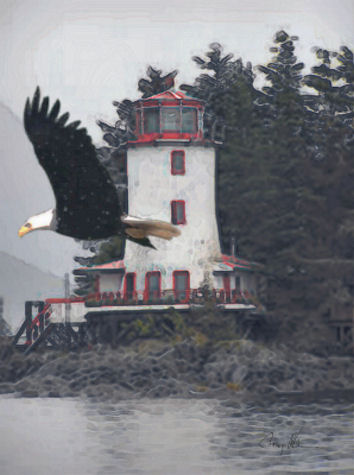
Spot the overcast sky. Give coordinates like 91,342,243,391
0,0,353,279
1,0,353,143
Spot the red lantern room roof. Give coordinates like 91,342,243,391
143,90,189,100
129,89,207,146
136,90,204,107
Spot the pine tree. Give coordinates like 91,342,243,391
138,66,177,98
181,42,256,141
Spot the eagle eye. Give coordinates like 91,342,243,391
24,223,31,228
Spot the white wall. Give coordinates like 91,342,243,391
124,145,221,291
99,274,123,293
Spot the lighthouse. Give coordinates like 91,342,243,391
123,90,221,300
79,90,259,310
15,89,262,352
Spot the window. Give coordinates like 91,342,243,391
182,108,197,133
173,271,190,303
144,108,160,133
145,271,161,301
171,151,185,175
171,200,186,225
161,107,180,131
141,106,198,135
223,275,231,302
124,273,136,301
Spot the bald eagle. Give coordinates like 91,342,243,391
18,88,180,248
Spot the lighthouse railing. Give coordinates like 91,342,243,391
85,289,253,307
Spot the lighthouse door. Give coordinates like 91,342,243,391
124,273,136,302
223,275,231,303
173,271,190,303
145,272,161,303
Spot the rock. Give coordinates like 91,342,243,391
0,337,353,401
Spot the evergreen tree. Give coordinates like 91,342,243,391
181,42,256,141
216,32,335,337
303,46,354,264
219,32,309,261
304,46,354,124
138,66,177,98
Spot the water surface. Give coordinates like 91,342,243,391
0,395,353,474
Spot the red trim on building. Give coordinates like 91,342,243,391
171,200,186,225
220,254,256,271
128,137,216,147
171,150,185,175
132,90,204,144
130,132,199,143
76,260,125,272
136,100,203,109
135,89,204,105
45,297,85,304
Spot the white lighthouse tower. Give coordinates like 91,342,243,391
123,90,221,301
79,90,259,310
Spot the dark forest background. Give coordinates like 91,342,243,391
75,31,354,350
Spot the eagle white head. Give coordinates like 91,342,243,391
18,209,56,237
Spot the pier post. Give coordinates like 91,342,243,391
25,301,33,346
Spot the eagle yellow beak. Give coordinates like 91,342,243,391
18,225,32,238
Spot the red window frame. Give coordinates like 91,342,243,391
144,271,161,302
171,200,186,225
173,271,190,303
223,274,231,303
171,150,185,175
124,272,136,301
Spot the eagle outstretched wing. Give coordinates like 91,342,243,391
24,87,122,240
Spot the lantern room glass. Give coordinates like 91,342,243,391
161,107,180,132
182,108,197,133
144,108,159,133
141,106,198,134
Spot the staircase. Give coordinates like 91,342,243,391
13,300,87,354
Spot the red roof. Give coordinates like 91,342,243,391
77,260,125,272
147,90,186,100
139,90,198,101
135,90,203,107
219,254,257,271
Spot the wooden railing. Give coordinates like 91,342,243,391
14,298,88,353
85,288,255,307
13,301,53,353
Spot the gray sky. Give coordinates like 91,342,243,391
1,0,353,143
0,0,353,277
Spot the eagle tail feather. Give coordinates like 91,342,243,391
122,215,181,241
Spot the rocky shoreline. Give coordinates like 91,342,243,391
0,336,353,402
